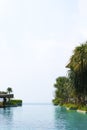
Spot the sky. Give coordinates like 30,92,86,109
0,0,87,103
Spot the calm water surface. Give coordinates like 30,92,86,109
0,104,87,130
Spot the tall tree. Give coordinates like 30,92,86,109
7,87,12,94
7,87,13,102
66,42,87,103
53,76,71,104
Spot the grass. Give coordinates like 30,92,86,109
63,103,78,110
78,105,87,111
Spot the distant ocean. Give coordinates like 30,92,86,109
0,103,87,130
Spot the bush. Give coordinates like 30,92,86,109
52,98,63,105
7,99,22,106
63,103,78,110
78,105,87,111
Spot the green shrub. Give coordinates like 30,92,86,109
78,105,87,111
52,98,63,105
63,103,78,110
7,99,22,106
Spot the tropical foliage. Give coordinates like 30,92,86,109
53,42,87,106
7,87,13,101
7,87,13,94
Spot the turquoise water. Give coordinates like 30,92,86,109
0,104,87,130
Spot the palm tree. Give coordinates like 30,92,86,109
7,87,12,94
66,42,87,104
66,43,87,72
7,87,13,102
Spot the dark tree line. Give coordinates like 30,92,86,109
53,42,87,105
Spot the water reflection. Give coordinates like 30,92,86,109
0,107,13,128
54,106,87,130
0,104,87,130
54,106,67,130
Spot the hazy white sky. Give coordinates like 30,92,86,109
0,0,87,103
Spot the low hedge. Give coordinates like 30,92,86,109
63,103,78,110
7,99,22,106
78,105,87,111
52,98,63,105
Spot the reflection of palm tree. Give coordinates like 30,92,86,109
7,87,13,101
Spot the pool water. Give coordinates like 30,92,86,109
0,104,87,130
